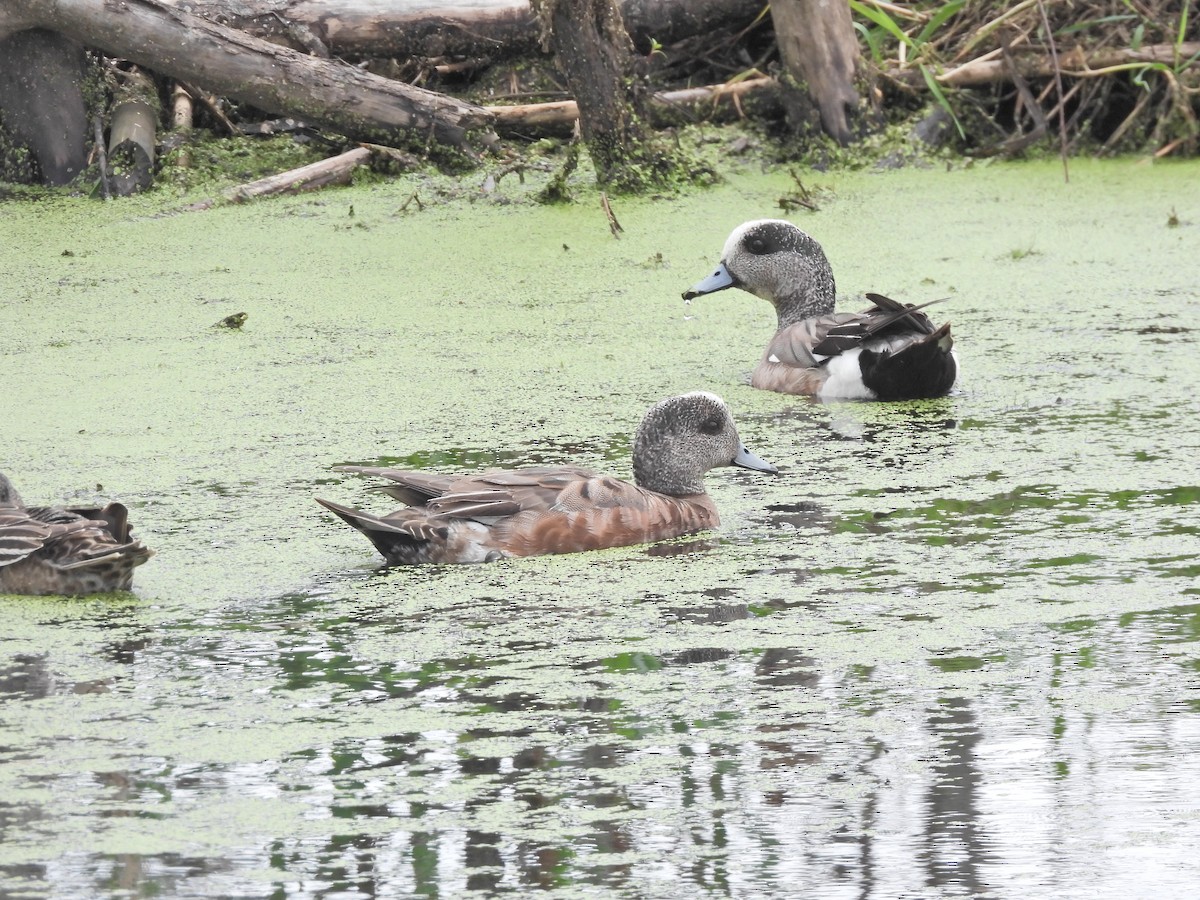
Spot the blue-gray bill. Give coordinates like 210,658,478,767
682,262,735,300
733,444,777,474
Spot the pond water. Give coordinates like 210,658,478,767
1,157,1198,899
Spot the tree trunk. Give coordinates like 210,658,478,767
0,29,88,185
771,0,872,145
1,0,493,149
534,0,687,191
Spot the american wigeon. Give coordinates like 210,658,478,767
0,473,154,595
316,391,777,564
684,219,957,400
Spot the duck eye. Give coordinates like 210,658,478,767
746,236,768,254
699,416,724,435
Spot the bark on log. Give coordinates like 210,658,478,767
3,0,493,148
771,0,872,144
157,0,764,59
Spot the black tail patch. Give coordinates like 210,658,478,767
859,323,957,400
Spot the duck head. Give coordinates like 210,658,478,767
684,219,838,327
632,391,776,496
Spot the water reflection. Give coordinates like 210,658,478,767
2,597,1199,898
921,697,989,893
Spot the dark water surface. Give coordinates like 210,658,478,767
1,160,1198,898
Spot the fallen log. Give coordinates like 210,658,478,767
3,0,493,149
187,145,372,209
897,41,1200,88
0,29,89,185
488,75,777,133
157,0,765,59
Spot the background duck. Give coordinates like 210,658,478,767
684,219,957,401
317,391,777,565
0,473,154,595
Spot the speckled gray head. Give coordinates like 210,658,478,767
684,219,838,327
632,391,776,496
0,472,22,507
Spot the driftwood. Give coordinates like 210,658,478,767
168,84,194,168
187,145,372,209
171,84,193,133
932,41,1200,88
157,0,764,59
3,0,493,149
489,76,776,133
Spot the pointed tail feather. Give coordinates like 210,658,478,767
316,497,439,564
863,293,949,336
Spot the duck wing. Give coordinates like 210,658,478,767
765,313,862,368
0,507,150,573
809,295,948,357
334,466,458,507
333,465,599,521
424,467,597,520
0,512,54,567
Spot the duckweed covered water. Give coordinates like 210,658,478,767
1,158,1199,898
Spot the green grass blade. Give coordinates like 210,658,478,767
920,63,965,139
853,21,885,64
848,0,915,49
916,0,968,46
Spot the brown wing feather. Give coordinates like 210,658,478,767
0,514,53,566
426,467,599,519
0,505,153,594
335,467,457,507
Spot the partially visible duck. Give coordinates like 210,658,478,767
316,391,776,565
684,219,957,400
0,473,154,595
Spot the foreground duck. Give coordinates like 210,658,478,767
684,219,957,400
0,473,154,595
317,392,776,564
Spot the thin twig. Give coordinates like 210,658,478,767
857,0,930,22
1035,0,1069,182
959,0,1041,58
600,192,623,239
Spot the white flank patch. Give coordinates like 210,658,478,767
818,350,876,400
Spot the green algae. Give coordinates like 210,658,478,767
2,158,1200,897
